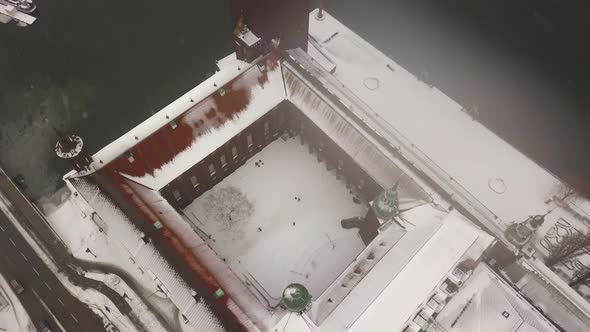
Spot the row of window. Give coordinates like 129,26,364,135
127,120,267,165
405,266,470,330
171,132,260,203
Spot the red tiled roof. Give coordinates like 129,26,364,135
105,57,276,180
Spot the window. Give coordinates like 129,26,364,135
452,267,466,279
208,163,216,176
440,278,458,294
413,310,430,328
247,134,253,148
427,293,442,309
220,154,227,167
190,176,199,189
231,146,238,159
172,190,182,202
263,122,270,136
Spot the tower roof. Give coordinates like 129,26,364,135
370,187,400,222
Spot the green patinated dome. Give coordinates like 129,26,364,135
371,187,399,221
281,283,311,312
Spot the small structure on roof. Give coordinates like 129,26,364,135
370,186,400,223
281,283,312,313
505,214,545,248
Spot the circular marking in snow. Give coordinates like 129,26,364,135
488,177,506,194
363,77,380,90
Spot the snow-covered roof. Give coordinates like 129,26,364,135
91,55,248,172
94,55,285,190
349,209,491,332
316,205,492,331
434,264,560,332
80,42,442,198
282,54,431,202
216,52,238,70
121,177,275,331
68,177,227,332
307,9,570,234
516,259,590,332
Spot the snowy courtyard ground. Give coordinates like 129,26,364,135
184,136,368,305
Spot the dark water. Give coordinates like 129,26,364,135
1,0,589,199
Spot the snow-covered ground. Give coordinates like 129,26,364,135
40,189,180,332
0,273,36,332
184,136,368,304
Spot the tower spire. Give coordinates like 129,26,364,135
317,0,325,20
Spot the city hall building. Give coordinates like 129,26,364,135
56,2,567,332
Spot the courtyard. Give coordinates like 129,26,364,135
183,136,368,306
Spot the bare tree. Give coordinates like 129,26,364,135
202,186,253,230
569,265,590,288
551,182,579,207
544,231,590,267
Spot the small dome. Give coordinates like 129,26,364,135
530,215,545,228
371,187,399,221
281,283,311,312
55,134,84,159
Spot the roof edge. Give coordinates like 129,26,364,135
90,54,252,172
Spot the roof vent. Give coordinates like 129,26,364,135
124,150,135,163
489,177,506,194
